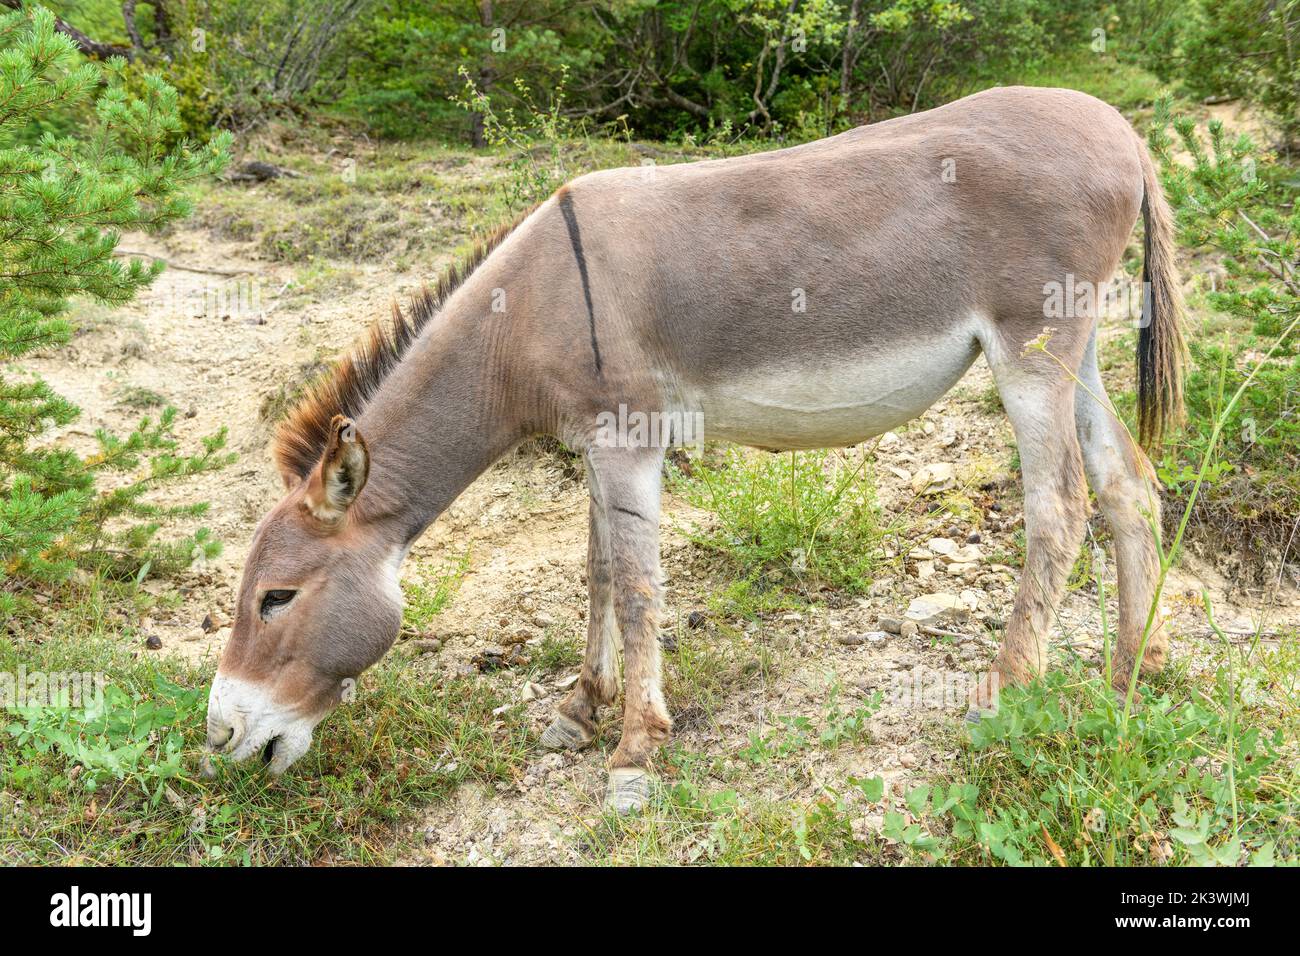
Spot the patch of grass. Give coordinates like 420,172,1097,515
528,631,582,677
0,587,531,865
401,551,470,635
578,747,883,865
705,574,805,621
738,688,880,766
663,621,778,733
286,261,360,303
894,643,1299,865
978,381,1004,415
968,48,1172,113
671,446,886,595
112,385,169,411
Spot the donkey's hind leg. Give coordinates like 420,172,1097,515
542,461,620,750
1074,331,1168,688
972,333,1091,712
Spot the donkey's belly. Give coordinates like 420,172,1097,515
691,326,981,451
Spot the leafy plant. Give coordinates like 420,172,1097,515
3,677,203,803
400,550,469,634
0,5,232,617
673,447,886,593
851,655,1293,866
1144,102,1300,568
1177,0,1300,146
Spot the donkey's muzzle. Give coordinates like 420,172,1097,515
204,673,321,777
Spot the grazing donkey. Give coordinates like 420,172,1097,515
206,86,1185,812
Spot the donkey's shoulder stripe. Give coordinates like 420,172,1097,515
557,191,603,375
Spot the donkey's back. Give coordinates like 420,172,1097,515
548,86,1147,449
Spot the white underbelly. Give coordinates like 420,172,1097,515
690,324,980,450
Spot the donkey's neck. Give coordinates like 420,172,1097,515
353,295,526,545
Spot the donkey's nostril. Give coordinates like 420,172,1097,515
261,736,280,766
207,711,244,752
208,721,235,750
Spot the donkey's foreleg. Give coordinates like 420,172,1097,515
973,358,1090,714
541,490,619,750
591,446,671,814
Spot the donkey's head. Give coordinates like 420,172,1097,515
205,415,403,775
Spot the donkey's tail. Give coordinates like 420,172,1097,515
1135,136,1188,450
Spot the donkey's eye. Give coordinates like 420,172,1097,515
260,589,297,621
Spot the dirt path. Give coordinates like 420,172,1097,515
32,151,1300,863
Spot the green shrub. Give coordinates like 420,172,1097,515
0,6,232,617
673,448,885,593
1145,102,1300,568
1178,0,1300,145
868,658,1295,865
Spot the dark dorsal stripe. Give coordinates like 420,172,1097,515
557,191,602,375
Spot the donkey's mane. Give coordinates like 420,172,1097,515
274,208,535,481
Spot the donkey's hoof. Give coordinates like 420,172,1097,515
605,768,653,815
1112,688,1143,712
539,714,594,751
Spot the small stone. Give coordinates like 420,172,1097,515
878,616,903,634
183,628,205,643
943,544,984,564
905,593,970,626
915,560,936,579
686,610,706,629
556,673,580,689
533,612,556,629
145,635,162,650
521,681,546,702
927,537,958,557
472,648,507,672
900,620,919,639
910,462,955,495
899,753,917,769
838,631,888,646
411,638,441,654
966,532,982,545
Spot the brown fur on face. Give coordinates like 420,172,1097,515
217,480,403,719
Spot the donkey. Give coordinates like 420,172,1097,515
205,86,1186,812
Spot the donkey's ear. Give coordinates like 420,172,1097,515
278,464,304,493
303,415,370,525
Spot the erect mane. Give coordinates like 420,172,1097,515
273,207,535,482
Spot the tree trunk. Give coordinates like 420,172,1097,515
471,0,495,149
1,0,134,60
